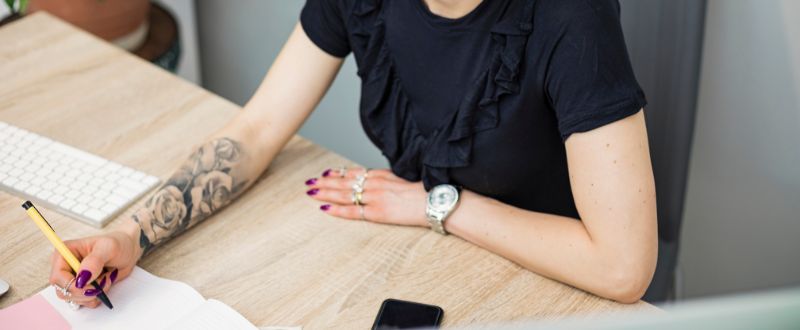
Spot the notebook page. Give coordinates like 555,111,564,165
167,299,258,330
40,266,205,330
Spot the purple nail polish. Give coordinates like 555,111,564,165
305,178,318,186
110,269,119,283
322,169,332,177
98,276,107,288
307,188,319,196
76,270,92,289
84,289,100,296
320,204,331,211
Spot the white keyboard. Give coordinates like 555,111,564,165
0,121,160,227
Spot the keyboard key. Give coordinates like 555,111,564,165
60,199,77,210
25,186,40,196
93,189,111,199
100,204,118,214
84,209,105,222
113,186,137,199
54,186,69,195
13,181,27,191
65,190,80,199
101,181,117,191
77,194,93,204
35,168,51,177
3,177,18,187
143,176,160,186
38,190,53,200
106,194,127,207
89,199,105,209
118,166,135,177
76,173,93,183
81,185,97,195
129,171,145,181
42,181,57,190
31,177,46,186
57,177,73,187
88,178,105,187
47,172,62,182
70,181,86,191
118,178,146,192
19,172,35,182
48,195,65,205
72,204,89,214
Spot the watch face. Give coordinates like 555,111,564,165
429,185,458,211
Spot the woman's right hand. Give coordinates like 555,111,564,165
49,223,142,308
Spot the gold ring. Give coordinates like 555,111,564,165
352,191,363,206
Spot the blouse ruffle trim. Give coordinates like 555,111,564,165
352,0,536,190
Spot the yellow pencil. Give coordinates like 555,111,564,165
22,200,113,309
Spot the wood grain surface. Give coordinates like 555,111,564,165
0,13,657,329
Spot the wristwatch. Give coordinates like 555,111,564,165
425,184,460,235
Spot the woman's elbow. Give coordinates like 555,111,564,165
604,270,652,303
600,253,657,303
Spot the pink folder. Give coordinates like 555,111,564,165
0,294,71,330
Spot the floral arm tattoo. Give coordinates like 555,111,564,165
133,138,249,255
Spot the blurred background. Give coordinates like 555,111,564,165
2,0,798,304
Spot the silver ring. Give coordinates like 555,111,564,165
352,182,364,193
356,173,367,187
60,277,75,297
338,166,347,178
68,300,80,310
359,205,366,221
352,172,368,194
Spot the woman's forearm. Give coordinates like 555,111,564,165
446,190,652,303
116,23,345,258
128,136,259,256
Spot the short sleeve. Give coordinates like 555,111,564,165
301,0,351,57
541,0,647,140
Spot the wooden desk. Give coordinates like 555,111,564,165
0,13,655,328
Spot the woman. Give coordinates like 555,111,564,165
49,0,657,308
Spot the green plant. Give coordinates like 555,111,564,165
4,0,29,14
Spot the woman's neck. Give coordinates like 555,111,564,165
422,0,484,19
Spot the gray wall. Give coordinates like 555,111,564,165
679,0,800,299
196,0,387,168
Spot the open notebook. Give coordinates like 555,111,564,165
0,267,297,330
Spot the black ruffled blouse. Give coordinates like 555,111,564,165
301,0,646,219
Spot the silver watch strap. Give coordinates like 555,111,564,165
427,209,448,235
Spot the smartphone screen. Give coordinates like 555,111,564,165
372,299,444,329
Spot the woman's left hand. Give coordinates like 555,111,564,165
304,168,429,227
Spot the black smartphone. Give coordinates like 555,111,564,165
372,298,444,330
